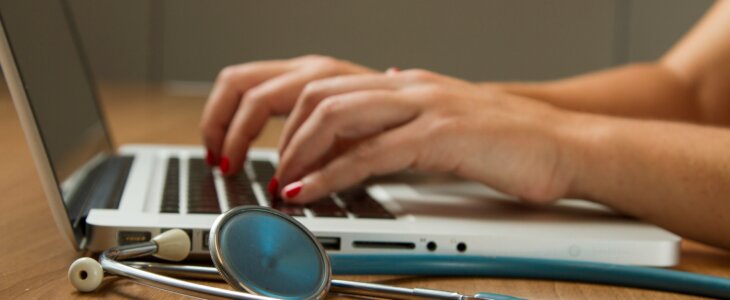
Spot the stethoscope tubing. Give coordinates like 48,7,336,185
122,261,511,300
101,242,279,300
105,242,730,299
329,254,730,299
123,253,730,300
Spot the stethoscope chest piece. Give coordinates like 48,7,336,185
209,206,331,300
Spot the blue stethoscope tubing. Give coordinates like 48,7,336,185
330,254,730,299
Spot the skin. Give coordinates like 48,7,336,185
200,1,730,250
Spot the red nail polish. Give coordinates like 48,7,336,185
206,149,215,166
267,177,279,197
386,67,400,74
283,181,303,199
220,156,230,174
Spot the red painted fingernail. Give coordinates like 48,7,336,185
219,156,230,174
282,181,303,199
267,177,279,197
386,67,400,74
205,149,215,166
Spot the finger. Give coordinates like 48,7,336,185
200,61,292,163
276,90,419,185
281,123,421,203
278,73,404,155
220,67,354,175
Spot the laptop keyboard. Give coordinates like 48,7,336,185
187,158,221,214
160,158,180,213
162,157,395,219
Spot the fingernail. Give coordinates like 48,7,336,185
282,181,303,199
220,156,230,174
267,177,279,197
205,149,215,166
385,67,400,75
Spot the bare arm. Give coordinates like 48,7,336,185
510,0,730,249
562,112,730,249
492,0,730,126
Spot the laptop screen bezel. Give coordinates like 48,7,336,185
0,0,116,250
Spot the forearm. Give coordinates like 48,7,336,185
561,112,730,249
488,63,702,122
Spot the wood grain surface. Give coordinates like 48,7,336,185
0,83,728,299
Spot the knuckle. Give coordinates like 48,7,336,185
298,54,329,61
300,81,328,107
425,117,461,137
242,87,269,107
311,55,338,65
216,66,241,84
309,56,343,74
404,69,437,82
406,85,448,105
314,97,345,123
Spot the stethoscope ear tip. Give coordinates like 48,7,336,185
68,257,103,292
152,229,191,262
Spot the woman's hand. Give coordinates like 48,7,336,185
275,69,579,204
200,55,375,175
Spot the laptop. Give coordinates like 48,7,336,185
0,0,680,266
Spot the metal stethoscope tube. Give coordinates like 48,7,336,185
99,242,276,300
122,261,484,300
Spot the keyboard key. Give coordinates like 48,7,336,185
251,160,275,183
271,199,305,217
224,173,259,207
338,187,395,219
160,158,180,213
308,197,348,218
259,188,305,217
188,158,221,214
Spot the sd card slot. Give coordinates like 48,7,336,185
352,241,415,250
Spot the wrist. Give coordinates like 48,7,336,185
550,109,616,201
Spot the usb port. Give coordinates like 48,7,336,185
317,237,341,251
118,231,151,245
202,231,210,250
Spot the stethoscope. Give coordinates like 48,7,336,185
68,206,730,299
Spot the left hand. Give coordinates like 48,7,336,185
275,69,578,204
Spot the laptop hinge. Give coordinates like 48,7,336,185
67,155,135,232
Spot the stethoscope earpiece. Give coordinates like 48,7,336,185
68,257,104,292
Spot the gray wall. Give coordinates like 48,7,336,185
68,0,714,83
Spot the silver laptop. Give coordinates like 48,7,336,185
0,0,680,266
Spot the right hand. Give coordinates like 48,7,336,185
200,55,375,175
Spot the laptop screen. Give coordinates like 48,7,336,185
0,1,112,205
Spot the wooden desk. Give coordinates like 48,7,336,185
1,83,728,299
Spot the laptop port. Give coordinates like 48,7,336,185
427,241,437,251
457,242,467,253
317,237,341,251
118,231,151,245
353,241,416,250
202,231,210,250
